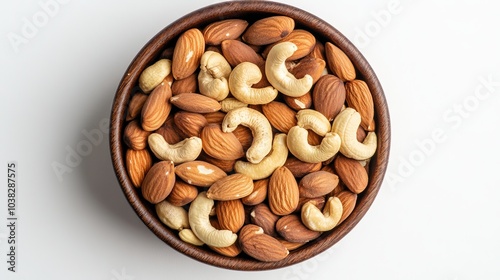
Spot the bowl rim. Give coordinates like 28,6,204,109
110,0,391,271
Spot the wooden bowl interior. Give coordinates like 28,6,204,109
110,0,390,271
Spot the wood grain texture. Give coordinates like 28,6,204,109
110,0,391,271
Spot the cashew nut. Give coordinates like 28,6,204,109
228,62,278,104
155,200,190,231
179,228,204,246
301,196,343,232
234,133,288,180
286,126,341,163
296,109,331,136
139,59,172,93
265,42,313,97
222,107,273,164
188,192,237,248
148,133,202,164
198,51,232,101
331,107,377,160
220,97,248,113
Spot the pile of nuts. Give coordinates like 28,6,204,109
123,15,377,262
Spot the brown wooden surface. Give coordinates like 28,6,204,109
110,0,391,271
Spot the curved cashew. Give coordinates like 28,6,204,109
179,228,204,246
234,133,288,180
139,59,172,93
287,126,341,163
331,107,377,160
155,200,190,231
222,107,273,164
301,196,343,232
228,62,278,104
296,109,331,136
198,51,232,101
148,133,202,164
220,97,248,113
188,192,237,248
265,42,313,97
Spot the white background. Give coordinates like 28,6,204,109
1,0,499,279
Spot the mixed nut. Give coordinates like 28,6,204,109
123,15,377,262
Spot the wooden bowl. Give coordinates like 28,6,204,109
110,0,390,271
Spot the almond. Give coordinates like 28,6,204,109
276,214,321,243
172,28,205,80
215,199,245,233
125,149,152,188
307,41,326,60
242,16,295,46
221,39,265,68
206,173,254,201
239,224,289,262
200,123,245,160
334,155,368,194
283,91,313,111
197,151,236,173
325,42,356,81
173,111,208,138
337,190,357,224
141,80,172,131
123,120,151,150
170,93,221,113
203,19,249,45
279,239,306,251
242,178,268,206
262,101,297,133
298,170,339,198
154,116,182,144
171,72,198,95
345,79,375,131
289,56,326,84
174,160,227,187
249,203,279,237
296,196,325,214
166,180,198,206
312,74,346,121
232,125,253,151
268,166,300,216
209,242,242,257
126,92,148,121
284,156,322,178
203,111,226,124
263,29,316,61
141,161,175,204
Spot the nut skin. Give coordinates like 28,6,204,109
289,56,326,85
262,29,316,61
337,190,357,224
242,178,268,206
239,224,289,262
175,160,227,187
334,155,368,194
170,93,222,113
206,173,254,201
262,101,297,134
284,156,322,178
171,73,198,95
172,28,205,80
125,148,152,188
141,161,176,204
298,170,339,198
174,111,208,138
203,19,249,45
166,180,198,207
200,123,245,161
215,199,245,233
242,15,295,46
126,92,148,121
268,166,300,216
250,203,279,237
276,214,322,243
312,74,346,122
325,42,356,81
141,80,173,131
123,120,151,150
345,79,375,131
154,116,182,145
